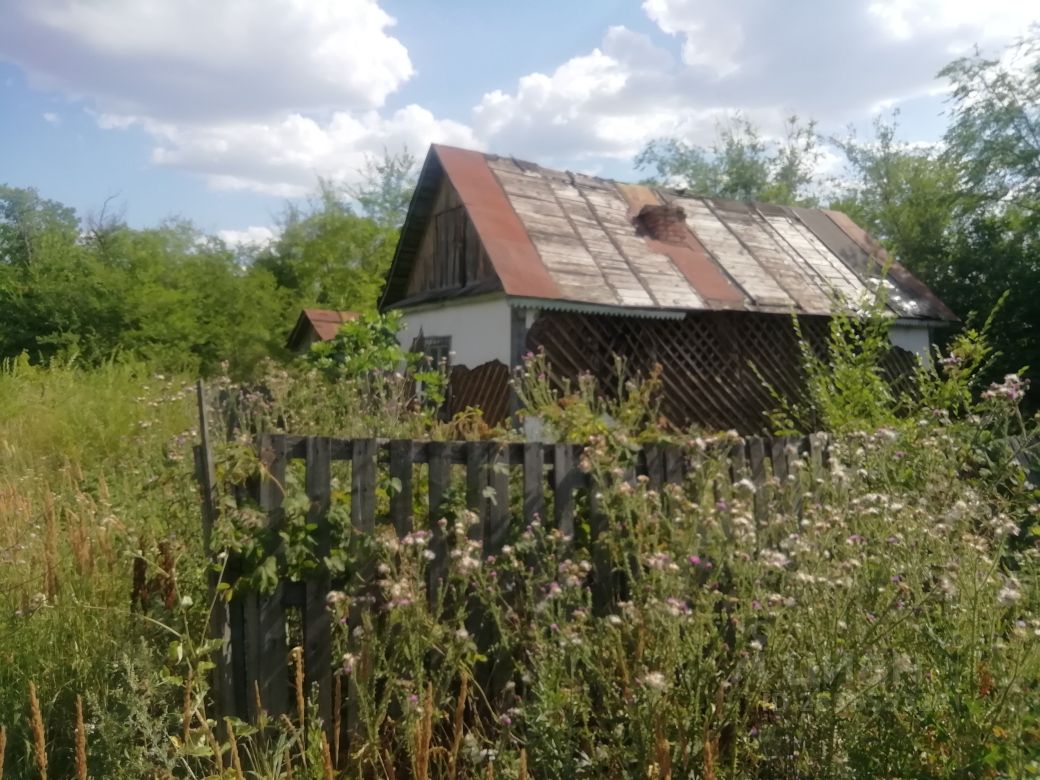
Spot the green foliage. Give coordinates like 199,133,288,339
636,115,821,205
348,147,419,229
251,180,398,314
941,26,1040,217
306,310,409,378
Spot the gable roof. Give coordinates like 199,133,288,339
381,145,955,322
286,308,360,350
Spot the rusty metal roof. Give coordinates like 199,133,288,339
382,145,955,322
287,309,360,350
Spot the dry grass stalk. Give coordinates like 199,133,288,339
28,682,47,780
292,646,306,729
225,718,244,780
283,748,294,780
1,724,8,780
447,673,469,780
412,683,434,780
182,669,194,746
654,720,672,780
41,494,59,601
195,711,223,774
333,673,342,769
74,695,88,780
381,745,398,780
320,731,334,780
517,748,527,780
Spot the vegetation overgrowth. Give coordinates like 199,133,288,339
1,296,1038,778
0,27,1038,779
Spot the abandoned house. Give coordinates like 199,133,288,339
378,144,957,432
286,308,360,354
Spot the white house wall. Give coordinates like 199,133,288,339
398,296,511,368
889,323,932,364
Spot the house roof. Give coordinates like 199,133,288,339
286,308,360,350
381,145,955,322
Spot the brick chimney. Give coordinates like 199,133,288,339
635,203,688,244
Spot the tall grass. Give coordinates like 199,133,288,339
0,357,199,778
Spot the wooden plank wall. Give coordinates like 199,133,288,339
196,430,831,757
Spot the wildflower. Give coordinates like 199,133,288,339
997,583,1022,606
640,672,668,692
342,653,357,674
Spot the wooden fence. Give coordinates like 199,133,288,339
193,397,830,743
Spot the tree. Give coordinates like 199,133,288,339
252,180,396,313
347,148,418,229
252,150,418,316
635,115,821,205
830,114,960,282
941,26,1040,218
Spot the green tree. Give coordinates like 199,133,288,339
940,26,1040,217
348,147,418,228
636,115,820,204
830,114,960,282
252,180,396,313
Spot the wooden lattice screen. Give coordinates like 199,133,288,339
526,311,832,433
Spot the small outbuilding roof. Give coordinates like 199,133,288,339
382,145,955,323
286,308,360,351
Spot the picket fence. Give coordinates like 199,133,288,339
192,385,830,752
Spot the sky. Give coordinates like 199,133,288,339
0,0,1037,246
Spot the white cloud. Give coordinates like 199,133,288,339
41,112,60,125
0,0,476,196
0,0,413,120
136,105,478,197
867,0,1037,46
473,0,1038,169
218,225,277,248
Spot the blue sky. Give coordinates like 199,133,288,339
1,0,1036,245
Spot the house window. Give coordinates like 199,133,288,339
411,333,453,367
423,335,453,367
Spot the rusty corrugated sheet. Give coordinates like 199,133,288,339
448,361,511,426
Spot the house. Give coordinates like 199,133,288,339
286,308,360,354
379,145,956,432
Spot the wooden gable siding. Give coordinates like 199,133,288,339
405,176,498,297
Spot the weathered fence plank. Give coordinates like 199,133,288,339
523,443,545,523
427,441,452,601
250,434,289,719
304,436,333,734
553,443,578,539
486,443,510,555
388,439,413,536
